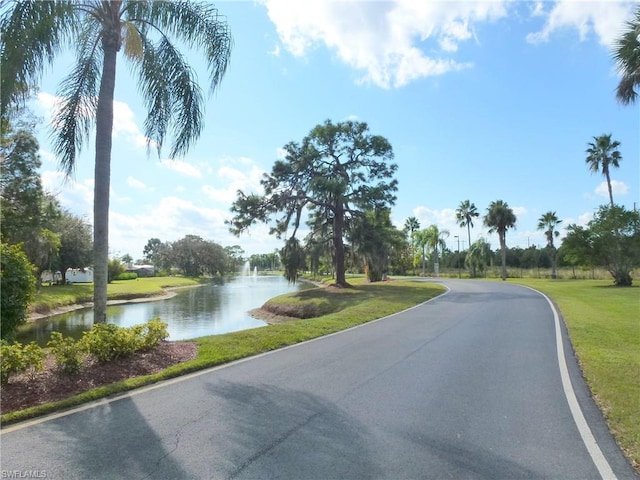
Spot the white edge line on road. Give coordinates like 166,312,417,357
524,285,617,480
2,281,450,434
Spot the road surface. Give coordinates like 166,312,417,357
1,280,636,479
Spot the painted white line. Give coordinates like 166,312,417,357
2,281,449,434
526,286,617,480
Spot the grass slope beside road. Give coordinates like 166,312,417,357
511,278,640,469
2,278,445,425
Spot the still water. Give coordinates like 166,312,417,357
18,275,306,346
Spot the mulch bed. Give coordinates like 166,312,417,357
0,341,198,415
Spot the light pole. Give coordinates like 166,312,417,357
454,235,461,278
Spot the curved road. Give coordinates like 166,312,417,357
1,280,637,479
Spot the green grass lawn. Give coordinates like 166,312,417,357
3,278,445,425
30,276,207,314
509,278,640,468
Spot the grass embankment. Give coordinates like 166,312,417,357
511,278,640,468
2,278,445,425
30,276,208,315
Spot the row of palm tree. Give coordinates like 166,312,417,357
407,201,568,280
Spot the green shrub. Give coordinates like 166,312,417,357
81,323,139,362
115,272,138,281
1,243,36,340
47,332,83,375
0,340,26,384
139,318,169,350
23,341,46,380
107,258,125,283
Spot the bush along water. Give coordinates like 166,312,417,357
0,319,169,384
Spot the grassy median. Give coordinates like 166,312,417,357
2,278,445,425
510,278,639,469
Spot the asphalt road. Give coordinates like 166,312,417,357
1,280,637,479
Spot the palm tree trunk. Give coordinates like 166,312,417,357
606,169,614,207
466,224,472,276
93,38,118,323
333,204,349,287
499,233,507,280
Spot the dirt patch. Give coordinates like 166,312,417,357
0,341,197,415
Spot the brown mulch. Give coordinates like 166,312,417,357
0,341,198,415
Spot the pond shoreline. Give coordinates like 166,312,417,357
27,285,204,322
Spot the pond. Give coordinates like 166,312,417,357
17,275,308,346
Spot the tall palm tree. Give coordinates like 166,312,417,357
585,134,622,207
484,200,516,280
455,199,479,250
537,211,562,279
613,5,640,105
1,1,232,323
404,216,420,237
424,224,449,277
404,216,420,275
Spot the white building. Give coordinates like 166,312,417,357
66,268,93,284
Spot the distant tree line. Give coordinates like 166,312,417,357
1,112,93,286
141,236,247,277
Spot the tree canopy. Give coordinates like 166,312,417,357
562,205,640,286
1,243,36,340
229,119,398,286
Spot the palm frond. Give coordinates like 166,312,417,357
612,6,640,105
51,21,101,176
0,0,78,116
123,0,232,94
132,34,204,159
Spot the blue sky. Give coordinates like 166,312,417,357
32,0,639,260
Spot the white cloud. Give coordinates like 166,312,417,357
202,163,265,204
262,0,507,88
112,100,150,148
158,159,203,178
595,180,629,198
108,196,230,255
108,196,286,259
413,206,457,227
38,149,57,165
526,0,635,47
512,206,528,217
41,170,94,218
530,1,545,17
35,92,57,119
269,43,281,57
412,206,464,243
126,176,151,191
578,211,594,225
